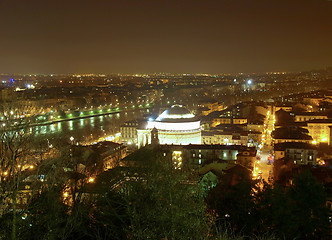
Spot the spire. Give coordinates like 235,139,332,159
151,127,159,148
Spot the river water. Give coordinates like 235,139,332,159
32,108,152,145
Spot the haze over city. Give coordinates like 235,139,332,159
0,1,332,240
0,0,331,74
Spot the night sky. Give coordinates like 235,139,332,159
0,0,331,74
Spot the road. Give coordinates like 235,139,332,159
256,146,273,181
254,105,275,182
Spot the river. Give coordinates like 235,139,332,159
32,108,153,145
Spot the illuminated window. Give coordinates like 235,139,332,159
172,151,182,169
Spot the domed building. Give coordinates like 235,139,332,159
137,105,201,148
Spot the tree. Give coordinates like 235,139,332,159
254,182,298,239
121,148,209,240
254,171,330,239
0,107,41,240
91,190,129,240
15,142,107,240
207,168,259,237
287,170,330,239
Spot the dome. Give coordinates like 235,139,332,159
156,105,196,122
165,105,191,116
140,104,202,147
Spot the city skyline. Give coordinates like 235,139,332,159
0,0,331,74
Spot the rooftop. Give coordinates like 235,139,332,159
306,119,332,124
274,142,317,151
154,105,199,122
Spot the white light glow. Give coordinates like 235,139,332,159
157,112,195,120
147,121,200,131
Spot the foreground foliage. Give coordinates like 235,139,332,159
208,170,330,240
0,145,330,240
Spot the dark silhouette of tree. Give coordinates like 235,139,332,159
287,170,330,239
207,167,259,236
90,190,129,240
207,169,330,239
122,148,209,240
255,183,298,239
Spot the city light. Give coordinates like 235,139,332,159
0,2,330,238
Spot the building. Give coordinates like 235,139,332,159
120,119,144,146
303,97,325,106
274,105,293,112
211,117,247,127
197,101,223,116
236,149,257,168
158,144,256,170
137,105,201,148
233,118,248,124
274,142,317,166
211,117,232,127
273,126,313,144
330,126,332,145
247,121,264,133
304,119,332,145
201,130,248,146
91,141,127,170
293,112,328,122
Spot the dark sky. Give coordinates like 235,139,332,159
0,0,331,74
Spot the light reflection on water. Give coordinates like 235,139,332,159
50,124,55,133
32,109,151,143
69,120,73,131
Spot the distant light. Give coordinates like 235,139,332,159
26,84,35,89
247,80,252,85
148,118,153,121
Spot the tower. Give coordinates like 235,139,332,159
151,127,159,148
